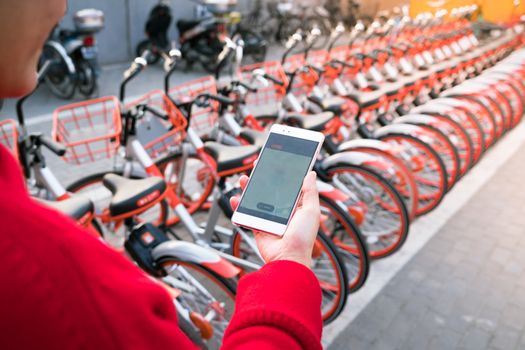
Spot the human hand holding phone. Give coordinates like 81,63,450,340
230,171,320,267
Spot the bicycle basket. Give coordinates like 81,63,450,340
169,76,218,137
239,60,289,110
0,119,19,159
125,90,187,160
52,96,121,165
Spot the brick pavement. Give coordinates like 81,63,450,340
329,141,525,350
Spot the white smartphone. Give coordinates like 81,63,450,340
231,124,324,236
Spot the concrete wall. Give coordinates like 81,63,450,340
62,0,251,64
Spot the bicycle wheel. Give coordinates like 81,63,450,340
66,171,168,241
379,134,448,215
454,95,497,148
159,259,236,350
230,229,349,324
319,194,370,292
325,164,410,258
346,148,419,220
154,150,215,220
398,121,461,189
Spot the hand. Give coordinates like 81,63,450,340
230,171,320,267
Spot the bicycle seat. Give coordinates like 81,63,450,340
239,128,267,150
204,142,259,173
102,174,167,218
310,96,348,115
39,195,94,221
286,111,334,131
346,89,384,109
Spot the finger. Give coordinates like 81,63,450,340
300,171,319,209
239,175,249,190
230,195,240,211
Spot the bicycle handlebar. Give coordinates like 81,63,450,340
140,104,170,121
120,50,151,102
195,93,235,107
263,73,285,86
37,134,66,156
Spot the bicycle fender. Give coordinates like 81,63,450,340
411,103,453,115
373,123,425,139
337,138,394,153
393,114,442,125
44,40,76,74
320,150,382,170
317,180,349,201
152,241,241,278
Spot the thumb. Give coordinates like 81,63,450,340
301,171,319,208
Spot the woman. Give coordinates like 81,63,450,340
0,1,323,349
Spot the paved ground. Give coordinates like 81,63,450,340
328,134,525,350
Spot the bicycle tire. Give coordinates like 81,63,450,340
378,134,448,215
401,122,461,189
230,229,349,324
154,150,215,219
325,164,410,258
158,259,236,349
345,147,419,221
319,193,369,292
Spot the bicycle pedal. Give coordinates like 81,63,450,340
190,312,214,340
124,223,170,277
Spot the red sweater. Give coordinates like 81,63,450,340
0,145,322,349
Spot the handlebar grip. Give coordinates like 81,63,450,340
39,135,66,156
124,54,148,79
263,73,285,86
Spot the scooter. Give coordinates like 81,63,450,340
136,0,266,73
40,8,104,99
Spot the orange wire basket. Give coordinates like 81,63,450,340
0,119,19,159
168,76,218,137
52,96,122,165
239,60,289,109
125,90,187,159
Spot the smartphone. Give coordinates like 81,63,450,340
231,124,324,236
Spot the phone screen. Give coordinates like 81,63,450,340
236,133,319,224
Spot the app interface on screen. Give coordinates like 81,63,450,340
237,133,319,224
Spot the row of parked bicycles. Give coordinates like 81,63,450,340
2,7,525,349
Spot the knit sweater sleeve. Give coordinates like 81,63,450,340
222,260,323,350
